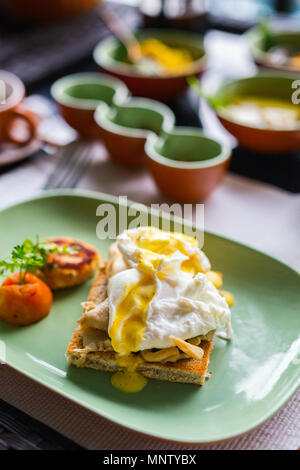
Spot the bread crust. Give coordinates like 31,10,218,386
66,266,215,386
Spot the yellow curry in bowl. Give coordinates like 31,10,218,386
220,97,300,131
191,74,300,152
137,38,194,76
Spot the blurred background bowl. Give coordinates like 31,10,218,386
145,128,231,202
0,0,101,22
95,97,175,167
93,29,206,101
214,74,300,154
247,26,300,74
51,72,128,139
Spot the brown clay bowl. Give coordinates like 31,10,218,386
51,72,128,139
145,128,231,202
94,98,175,167
93,29,207,101
213,74,300,154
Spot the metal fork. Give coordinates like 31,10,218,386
43,140,95,190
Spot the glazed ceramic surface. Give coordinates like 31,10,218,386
51,73,128,138
0,191,299,444
94,98,175,167
146,128,231,201
0,70,38,145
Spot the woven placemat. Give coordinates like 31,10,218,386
0,399,81,450
0,365,299,450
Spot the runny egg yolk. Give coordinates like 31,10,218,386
181,253,204,275
109,228,206,393
109,279,154,393
109,276,156,355
111,353,148,393
134,229,198,255
133,229,203,276
111,371,148,393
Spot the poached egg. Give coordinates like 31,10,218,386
107,227,232,357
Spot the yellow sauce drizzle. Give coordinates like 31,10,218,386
111,371,148,393
111,353,148,393
222,97,300,130
109,228,206,393
109,277,156,355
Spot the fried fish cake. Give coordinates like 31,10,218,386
39,237,100,290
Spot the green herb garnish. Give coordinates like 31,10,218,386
258,20,277,51
188,76,229,110
0,237,77,284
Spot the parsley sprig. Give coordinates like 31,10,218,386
0,237,77,284
188,76,230,110
258,20,277,52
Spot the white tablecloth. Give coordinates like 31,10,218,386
1,142,299,270
0,143,299,450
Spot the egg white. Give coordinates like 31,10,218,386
107,227,232,353
108,263,231,351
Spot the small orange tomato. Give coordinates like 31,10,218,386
0,272,53,326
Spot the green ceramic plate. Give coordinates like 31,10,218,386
0,191,299,444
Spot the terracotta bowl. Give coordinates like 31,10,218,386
0,70,39,146
0,0,101,22
214,74,300,154
94,98,175,167
93,29,207,101
247,26,300,74
145,128,231,202
51,72,128,139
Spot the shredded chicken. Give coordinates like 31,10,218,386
79,299,109,331
187,336,201,346
105,242,128,278
82,327,113,351
170,336,204,361
141,347,180,363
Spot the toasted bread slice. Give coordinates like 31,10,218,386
66,266,215,386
